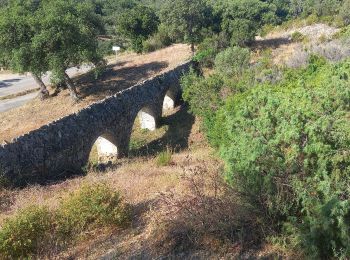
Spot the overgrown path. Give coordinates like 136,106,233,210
0,44,191,142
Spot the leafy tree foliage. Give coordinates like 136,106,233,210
0,0,103,100
214,0,276,46
160,0,214,53
214,47,250,78
36,0,103,100
117,5,159,53
0,0,7,7
340,0,350,25
0,0,50,98
289,0,343,17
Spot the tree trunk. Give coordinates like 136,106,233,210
32,74,49,100
63,72,79,101
191,42,195,55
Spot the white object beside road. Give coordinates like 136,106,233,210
112,46,121,61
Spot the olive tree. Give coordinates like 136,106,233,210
217,0,273,46
36,0,103,100
116,5,159,53
0,0,103,101
160,0,213,54
0,0,50,99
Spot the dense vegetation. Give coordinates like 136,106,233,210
0,0,103,99
182,25,350,260
1,0,349,98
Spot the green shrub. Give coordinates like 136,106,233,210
318,34,328,43
182,69,225,118
229,18,257,46
193,47,217,68
0,184,130,258
0,206,53,259
214,46,250,78
291,31,305,42
143,24,173,53
92,59,107,80
56,183,130,239
260,24,275,37
193,34,230,68
116,5,159,53
340,0,350,25
219,0,271,46
333,25,350,40
156,148,173,166
97,40,114,57
211,58,350,258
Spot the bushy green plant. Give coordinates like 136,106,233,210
156,148,173,166
0,206,53,258
160,0,214,52
117,5,159,53
193,34,230,68
56,183,130,239
340,0,350,25
218,0,276,46
0,184,130,258
142,24,173,53
182,69,225,118
97,40,114,57
92,59,107,80
214,46,250,78
228,18,257,46
210,58,350,258
291,31,305,42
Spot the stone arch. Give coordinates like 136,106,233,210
163,90,176,110
137,104,161,131
90,133,119,163
162,83,181,111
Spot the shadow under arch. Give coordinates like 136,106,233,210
88,132,121,164
137,103,162,131
129,104,195,158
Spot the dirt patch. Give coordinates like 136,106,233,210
0,44,191,142
266,23,339,40
254,23,342,66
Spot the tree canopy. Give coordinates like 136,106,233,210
160,0,214,53
0,0,103,100
0,0,50,98
117,5,159,53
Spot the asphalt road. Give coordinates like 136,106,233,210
0,65,92,113
0,92,38,113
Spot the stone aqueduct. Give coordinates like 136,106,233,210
0,61,192,185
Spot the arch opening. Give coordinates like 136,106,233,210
138,106,157,131
163,91,176,110
89,134,119,164
129,108,168,157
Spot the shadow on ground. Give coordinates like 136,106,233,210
129,104,195,158
251,37,292,50
76,61,169,99
0,78,22,88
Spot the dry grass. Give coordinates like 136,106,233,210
0,103,287,259
253,23,343,67
144,160,260,257
0,104,204,250
0,44,191,142
0,87,40,101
